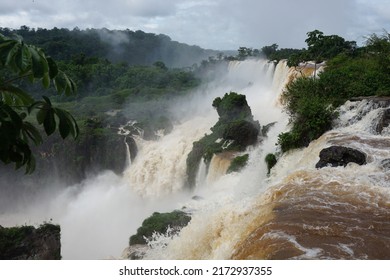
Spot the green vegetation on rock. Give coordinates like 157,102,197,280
129,210,191,246
265,153,277,174
186,92,260,188
0,223,61,260
278,30,390,152
227,154,249,173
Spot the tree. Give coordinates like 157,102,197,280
287,30,357,67
0,34,79,173
364,30,390,74
305,30,356,63
261,44,278,59
237,47,253,60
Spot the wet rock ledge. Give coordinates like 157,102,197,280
0,223,61,260
316,146,367,168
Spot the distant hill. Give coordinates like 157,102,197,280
0,26,221,68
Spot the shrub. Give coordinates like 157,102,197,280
129,211,191,245
264,153,277,174
227,154,249,173
278,77,335,151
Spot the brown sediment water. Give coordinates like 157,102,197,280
232,174,390,259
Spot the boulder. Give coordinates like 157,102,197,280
376,108,390,134
315,146,366,168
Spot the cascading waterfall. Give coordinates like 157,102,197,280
122,116,215,197
143,97,390,260
230,100,390,260
0,59,293,259
140,60,294,259
195,159,207,188
2,58,388,260
140,62,390,260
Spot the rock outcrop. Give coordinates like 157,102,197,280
315,146,366,168
376,108,390,134
0,224,61,260
129,210,191,246
186,92,260,188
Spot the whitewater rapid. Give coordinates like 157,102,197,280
1,59,388,260
138,61,390,260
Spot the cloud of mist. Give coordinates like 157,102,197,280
0,170,191,259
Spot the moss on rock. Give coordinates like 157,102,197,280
186,92,260,188
227,154,249,173
265,153,277,174
0,223,61,260
129,210,191,246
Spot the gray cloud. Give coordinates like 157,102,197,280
0,0,389,50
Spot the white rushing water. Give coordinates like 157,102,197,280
2,58,388,260
0,58,290,259
144,96,390,260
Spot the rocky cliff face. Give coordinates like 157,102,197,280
0,223,61,260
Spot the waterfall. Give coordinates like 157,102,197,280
124,137,131,168
5,59,388,260
206,152,234,184
123,116,215,197
195,159,207,188
144,96,390,259
140,62,390,260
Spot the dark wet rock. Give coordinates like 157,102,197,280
315,146,367,168
349,96,390,107
262,122,276,137
376,109,390,134
0,224,61,260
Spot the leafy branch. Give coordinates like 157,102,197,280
0,33,79,173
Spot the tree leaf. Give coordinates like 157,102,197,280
53,72,65,93
1,85,34,106
0,40,17,65
15,44,32,74
43,109,56,136
29,46,49,78
42,95,52,106
1,103,23,129
5,43,20,72
42,72,50,88
47,56,59,79
54,107,79,139
54,71,77,95
58,115,70,139
36,108,46,124
22,121,43,145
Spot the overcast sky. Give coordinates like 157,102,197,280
1,0,389,50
